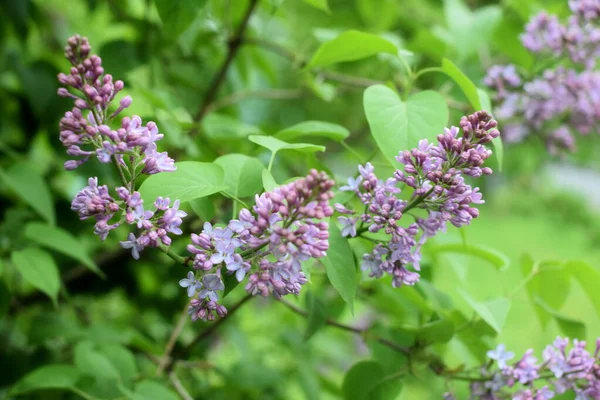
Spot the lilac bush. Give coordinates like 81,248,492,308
58,35,183,258
337,111,499,288
459,337,600,399
484,0,600,154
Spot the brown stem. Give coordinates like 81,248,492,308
190,0,260,134
278,299,410,355
165,294,253,372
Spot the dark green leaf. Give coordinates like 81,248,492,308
133,380,179,400
154,0,207,39
10,365,80,396
364,86,448,167
11,248,60,305
203,114,264,140
0,162,55,225
304,292,328,341
24,222,103,278
306,30,397,68
322,224,356,313
417,319,454,344
302,0,330,13
189,197,216,221
98,344,138,382
74,341,120,380
342,360,401,400
138,161,227,204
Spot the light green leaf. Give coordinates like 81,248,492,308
306,30,398,69
441,58,481,110
363,85,449,167
302,0,330,13
189,197,215,221
138,162,227,204
154,0,207,39
10,365,80,396
274,121,350,142
565,260,600,318
0,162,55,225
133,380,179,400
215,154,265,199
249,135,326,155
535,297,586,339
428,243,510,270
458,290,511,334
202,113,264,140
0,280,9,319
417,319,454,344
24,222,103,278
98,344,138,382
304,292,328,341
322,224,356,313
262,169,277,192
74,341,120,380
11,248,60,305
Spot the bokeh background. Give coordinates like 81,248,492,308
1,0,599,398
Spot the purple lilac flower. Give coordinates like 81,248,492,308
185,170,335,321
336,111,498,288
59,35,184,249
464,337,600,399
521,12,565,54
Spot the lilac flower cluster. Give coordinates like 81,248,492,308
337,111,498,288
180,170,335,322
58,35,183,257
463,338,600,399
485,0,600,154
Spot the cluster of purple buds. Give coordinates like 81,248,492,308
461,338,600,399
70,178,186,258
59,35,183,254
485,1,600,153
337,111,497,288
57,35,175,172
182,170,335,322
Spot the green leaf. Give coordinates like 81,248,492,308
304,292,328,341
274,121,350,142
222,273,240,298
249,135,326,155
302,0,330,13
428,243,510,270
10,365,80,396
565,260,600,318
74,341,120,380
0,280,9,319
441,58,481,110
215,154,265,199
342,361,401,400
535,297,586,339
98,344,138,382
364,85,449,167
203,113,264,140
262,169,277,192
306,30,398,69
417,319,454,344
0,162,55,225
138,162,227,204
133,380,179,400
322,224,356,313
154,0,207,39
24,222,103,278
189,197,215,221
458,290,511,334
11,248,60,305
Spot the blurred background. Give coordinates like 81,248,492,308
1,0,599,398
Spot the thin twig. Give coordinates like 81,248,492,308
190,0,260,133
206,88,305,113
166,294,253,372
169,371,194,400
278,299,410,355
157,301,191,375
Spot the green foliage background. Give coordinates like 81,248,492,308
1,0,599,399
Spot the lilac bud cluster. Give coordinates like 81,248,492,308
462,338,600,399
337,111,498,288
59,35,183,256
181,170,335,322
58,35,174,172
485,1,600,154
